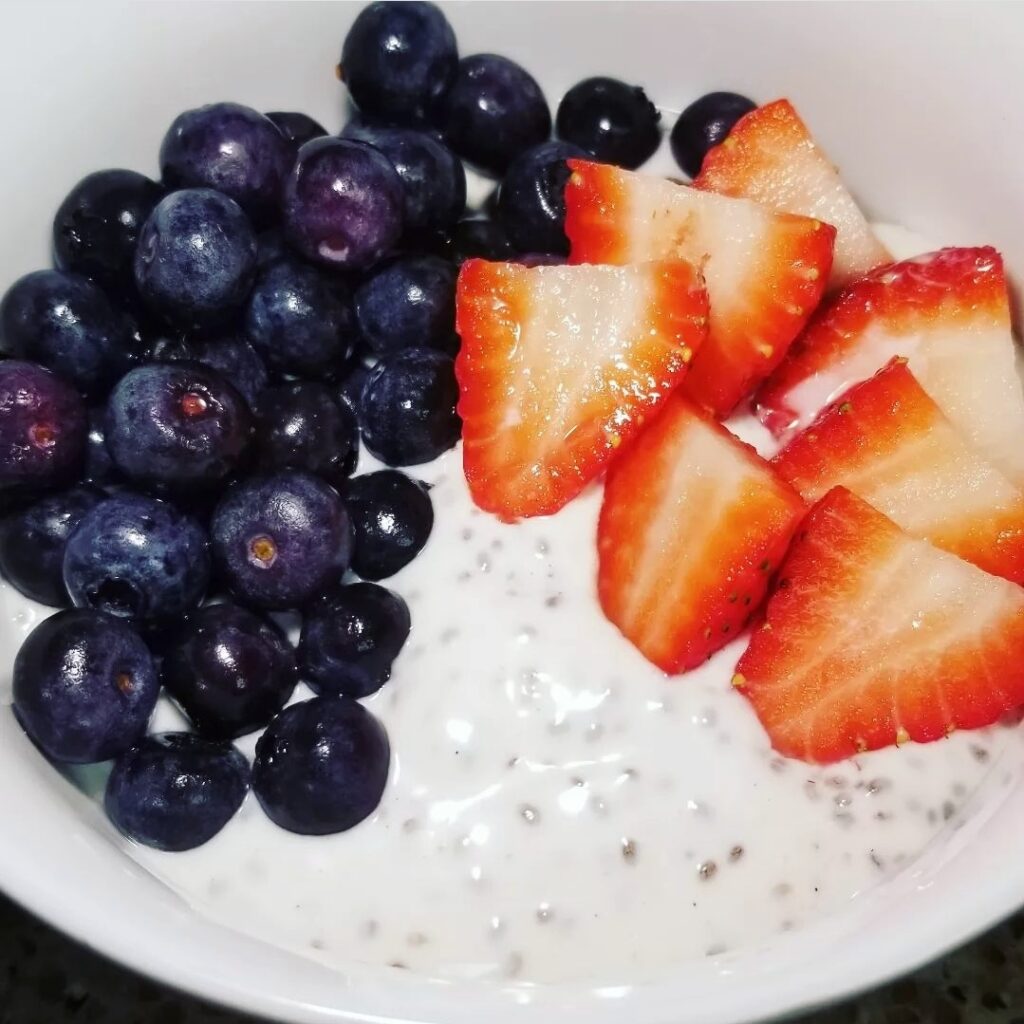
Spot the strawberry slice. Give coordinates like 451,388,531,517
756,246,1024,487
734,487,1024,764
773,359,1024,584
564,159,835,418
597,394,805,673
455,258,708,521
694,99,890,289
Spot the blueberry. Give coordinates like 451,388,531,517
446,218,514,264
442,54,551,176
159,103,291,223
0,485,105,606
105,363,253,491
283,138,404,271
556,77,661,169
52,169,164,293
84,405,118,484
256,382,358,488
13,609,158,763
150,333,269,411
211,470,351,610
670,91,756,178
161,604,297,740
497,140,586,255
340,1,457,126
343,470,433,580
299,582,410,699
244,257,358,378
0,360,86,497
134,188,257,332
252,695,389,835
341,122,466,236
0,270,139,396
64,493,210,622
360,349,460,466
336,360,373,418
354,255,457,356
265,111,328,154
105,733,250,851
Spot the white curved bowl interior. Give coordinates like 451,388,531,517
3,3,1024,1024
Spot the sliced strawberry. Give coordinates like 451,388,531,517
756,246,1024,487
597,394,805,673
455,258,708,521
734,487,1024,764
773,359,1024,584
694,99,890,289
564,159,835,418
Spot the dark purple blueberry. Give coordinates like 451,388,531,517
63,493,210,623
340,122,465,236
149,333,269,411
210,470,351,610
133,188,257,332
336,360,373,418
670,91,756,178
159,103,290,223
343,470,433,580
497,140,586,256
244,257,358,378
446,218,514,264
0,270,139,396
265,111,328,154
256,382,358,488
299,582,409,699
105,733,250,851
161,603,297,740
13,609,158,763
84,405,118,484
105,363,253,491
52,169,164,293
252,695,389,835
0,485,105,606
0,360,86,497
359,349,460,466
556,77,661,169
442,54,551,176
283,138,404,271
339,1,457,126
354,255,457,356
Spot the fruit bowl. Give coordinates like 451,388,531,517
3,3,1024,1024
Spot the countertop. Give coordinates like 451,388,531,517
1,893,1021,1024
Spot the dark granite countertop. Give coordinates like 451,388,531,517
1,893,1020,1024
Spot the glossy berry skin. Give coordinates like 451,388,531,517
341,121,466,236
497,140,586,255
336,361,373,418
0,360,86,497
442,54,551,175
211,470,351,610
555,77,661,169
354,255,457,356
105,363,253,491
299,582,410,698
161,604,297,740
84,406,118,484
244,257,358,378
344,470,433,580
52,169,164,293
13,609,158,764
159,103,291,223
133,188,257,332
0,485,105,606
63,493,210,623
252,695,390,835
360,349,460,466
105,733,250,851
150,333,269,411
0,270,138,396
670,91,757,178
265,111,328,154
446,218,514,264
256,382,358,488
283,138,404,271
340,1,457,126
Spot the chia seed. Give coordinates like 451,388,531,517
697,860,717,881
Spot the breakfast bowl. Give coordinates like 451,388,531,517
2,3,1024,1024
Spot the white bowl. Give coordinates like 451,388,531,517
3,3,1024,1023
